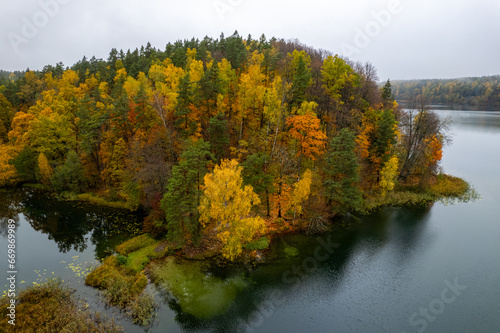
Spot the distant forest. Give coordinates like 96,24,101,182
0,70,25,81
391,76,500,108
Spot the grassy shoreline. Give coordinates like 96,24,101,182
84,234,168,326
0,278,123,332
19,184,136,210
360,174,479,213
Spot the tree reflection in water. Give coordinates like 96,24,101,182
0,188,143,258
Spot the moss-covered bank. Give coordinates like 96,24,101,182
85,234,171,326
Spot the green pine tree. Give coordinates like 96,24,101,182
175,72,194,137
324,128,362,214
160,139,213,244
373,108,397,164
51,150,86,193
290,56,312,109
241,152,274,217
381,79,393,102
208,113,230,162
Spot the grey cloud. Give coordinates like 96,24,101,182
0,0,498,80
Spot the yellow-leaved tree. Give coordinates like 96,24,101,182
198,159,266,261
291,169,313,217
0,144,17,186
379,155,399,196
38,152,53,185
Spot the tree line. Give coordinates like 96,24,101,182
0,32,448,260
391,76,500,108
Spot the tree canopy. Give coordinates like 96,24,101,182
0,33,453,260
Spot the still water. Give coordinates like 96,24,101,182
1,110,499,333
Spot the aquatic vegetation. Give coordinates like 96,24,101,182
149,257,248,319
76,193,132,210
85,234,167,325
115,234,170,272
85,255,147,307
283,243,300,257
127,291,158,326
126,242,165,272
64,255,100,281
0,278,122,332
431,174,469,197
432,174,481,204
244,237,270,251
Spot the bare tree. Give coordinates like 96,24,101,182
398,95,451,181
355,61,381,106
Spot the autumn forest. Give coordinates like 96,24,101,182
0,33,455,261
391,75,500,108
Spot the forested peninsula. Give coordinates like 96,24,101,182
0,33,473,259
0,32,478,327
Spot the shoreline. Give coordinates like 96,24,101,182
1,172,478,327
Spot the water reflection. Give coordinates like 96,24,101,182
435,110,500,132
156,206,433,332
0,189,24,237
0,188,143,258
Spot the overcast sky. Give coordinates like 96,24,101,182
1,0,499,80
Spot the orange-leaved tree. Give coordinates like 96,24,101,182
425,134,443,167
286,110,327,174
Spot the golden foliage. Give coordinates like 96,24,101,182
198,159,266,260
38,152,53,185
0,144,17,186
379,155,399,196
291,169,313,216
8,111,35,145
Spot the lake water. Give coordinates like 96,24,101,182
1,110,499,333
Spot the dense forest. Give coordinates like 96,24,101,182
391,76,500,108
0,32,451,261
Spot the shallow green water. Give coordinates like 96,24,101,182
1,110,499,333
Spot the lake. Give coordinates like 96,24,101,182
1,110,499,333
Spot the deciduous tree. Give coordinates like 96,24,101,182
286,110,327,174
198,159,266,260
51,150,86,193
379,155,399,196
0,144,17,186
38,152,53,185
291,169,312,217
